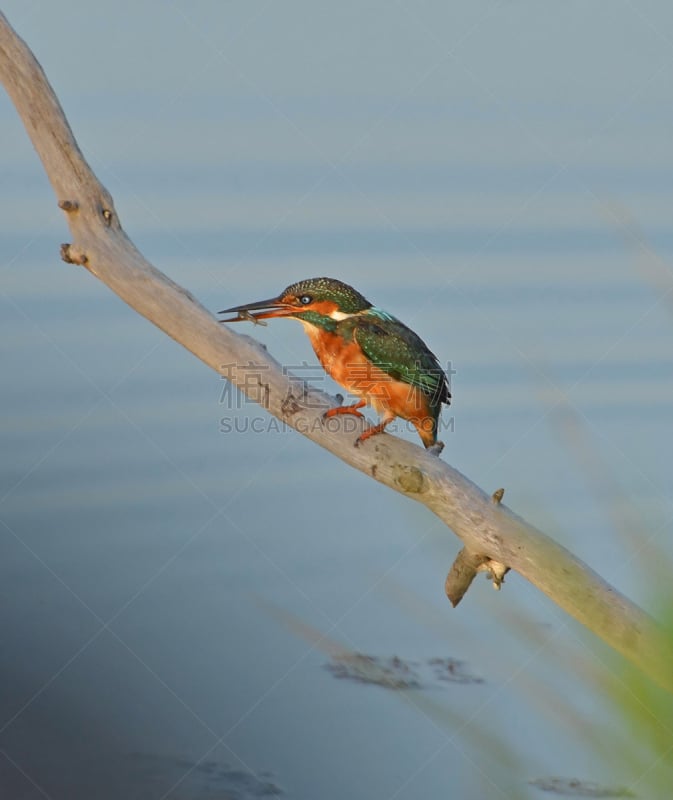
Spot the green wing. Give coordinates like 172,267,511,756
342,313,450,406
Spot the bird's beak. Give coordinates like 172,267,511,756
218,296,297,324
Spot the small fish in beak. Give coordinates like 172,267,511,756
218,296,297,325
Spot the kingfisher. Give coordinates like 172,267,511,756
219,277,450,452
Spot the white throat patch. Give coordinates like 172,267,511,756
328,309,355,321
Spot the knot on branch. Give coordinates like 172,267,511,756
60,243,88,266
479,559,510,590
492,487,505,504
57,197,117,229
393,464,427,494
281,392,302,417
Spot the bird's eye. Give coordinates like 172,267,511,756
299,295,312,305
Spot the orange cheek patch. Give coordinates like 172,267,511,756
311,300,340,316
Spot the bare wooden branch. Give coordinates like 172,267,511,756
1,11,671,691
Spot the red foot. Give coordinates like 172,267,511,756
323,398,366,419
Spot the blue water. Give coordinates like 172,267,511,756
2,2,673,798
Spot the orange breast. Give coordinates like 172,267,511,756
303,326,433,426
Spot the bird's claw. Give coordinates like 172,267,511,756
323,399,367,421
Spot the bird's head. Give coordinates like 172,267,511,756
219,277,372,326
